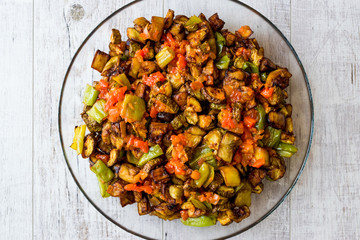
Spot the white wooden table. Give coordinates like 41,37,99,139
1,0,359,239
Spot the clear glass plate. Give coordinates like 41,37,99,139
58,0,314,239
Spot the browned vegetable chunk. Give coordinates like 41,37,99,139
201,87,226,104
91,50,110,72
208,13,225,31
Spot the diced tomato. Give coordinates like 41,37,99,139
238,25,253,39
170,134,187,147
243,116,257,128
240,139,254,153
241,153,252,167
233,149,242,165
190,81,204,91
124,183,153,194
220,108,236,129
260,87,275,99
242,127,253,142
235,47,251,60
96,78,109,99
249,157,265,168
190,170,201,180
149,106,158,118
180,210,189,221
108,105,121,122
176,54,187,72
198,192,220,205
142,71,166,87
104,86,127,111
127,135,149,153
230,90,242,102
96,154,109,164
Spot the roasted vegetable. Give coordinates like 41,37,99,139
217,132,241,162
75,10,297,226
219,165,241,187
201,87,226,104
70,125,86,155
91,50,110,72
87,99,108,123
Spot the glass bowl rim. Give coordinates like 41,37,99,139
58,0,314,239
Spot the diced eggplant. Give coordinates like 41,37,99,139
119,191,135,207
133,17,149,33
265,68,292,89
157,112,175,122
268,111,286,130
82,134,96,158
142,157,163,173
208,13,225,31
110,29,122,44
164,9,174,29
91,50,110,73
108,148,120,167
149,122,169,144
217,132,241,162
155,94,179,114
187,96,202,112
151,166,170,183
81,109,102,132
201,87,226,104
203,128,223,152
138,196,151,215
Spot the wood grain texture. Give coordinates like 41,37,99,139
1,0,360,239
290,0,360,239
0,0,33,239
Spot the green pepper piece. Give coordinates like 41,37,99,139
181,215,216,227
122,94,146,122
242,61,259,73
203,165,215,188
137,144,164,167
215,55,230,69
189,197,209,210
184,15,203,32
70,125,86,155
255,104,266,130
91,160,114,183
219,165,241,187
194,162,210,188
120,54,128,61
156,46,175,69
189,146,216,170
263,126,282,148
83,84,99,106
87,99,108,123
111,73,131,90
215,32,225,57
97,177,110,198
260,72,267,82
126,151,139,165
275,142,298,157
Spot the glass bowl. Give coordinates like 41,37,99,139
58,0,314,239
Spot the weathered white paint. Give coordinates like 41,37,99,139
1,0,359,239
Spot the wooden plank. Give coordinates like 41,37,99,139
290,0,360,239
33,0,141,239
0,0,33,239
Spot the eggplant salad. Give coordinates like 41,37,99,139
71,10,297,227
